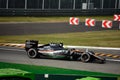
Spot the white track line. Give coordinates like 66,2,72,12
106,59,120,62
64,45,120,50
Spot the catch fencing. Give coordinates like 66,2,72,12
0,9,120,16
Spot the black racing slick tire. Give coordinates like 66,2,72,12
81,53,91,63
27,48,38,58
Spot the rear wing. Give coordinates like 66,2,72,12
25,40,38,51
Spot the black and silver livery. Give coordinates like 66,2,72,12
25,40,106,64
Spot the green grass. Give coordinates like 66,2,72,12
0,30,120,47
0,16,113,22
0,62,119,77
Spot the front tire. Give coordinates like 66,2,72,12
81,53,91,62
27,48,38,58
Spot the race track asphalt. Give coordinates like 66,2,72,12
0,22,120,75
0,46,120,74
0,21,119,35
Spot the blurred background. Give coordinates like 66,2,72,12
0,0,120,16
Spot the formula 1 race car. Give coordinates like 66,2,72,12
25,40,106,64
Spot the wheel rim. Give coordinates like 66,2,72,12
82,54,89,60
81,53,90,62
29,50,36,57
27,49,37,58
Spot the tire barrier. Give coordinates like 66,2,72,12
0,43,120,59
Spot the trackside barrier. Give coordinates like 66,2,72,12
0,43,120,59
35,74,118,80
0,9,120,16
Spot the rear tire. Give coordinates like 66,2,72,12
27,48,38,58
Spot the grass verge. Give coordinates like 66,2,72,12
0,16,113,22
0,30,120,47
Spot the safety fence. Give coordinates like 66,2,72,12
0,9,120,16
